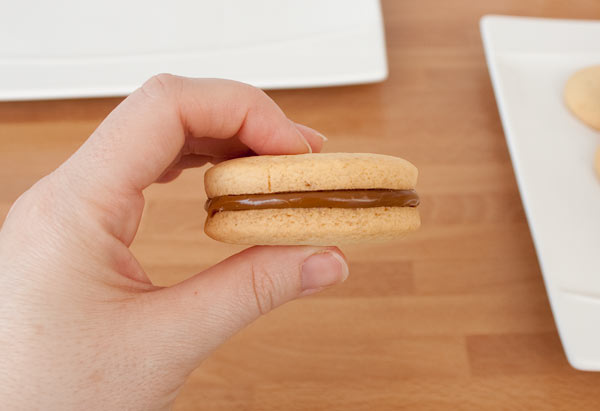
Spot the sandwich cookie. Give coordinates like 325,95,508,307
204,153,420,245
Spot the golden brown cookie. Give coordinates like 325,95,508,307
564,65,600,130
203,153,420,245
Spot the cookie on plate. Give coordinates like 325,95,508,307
204,153,420,245
564,65,600,130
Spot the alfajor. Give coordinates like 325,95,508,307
204,153,420,245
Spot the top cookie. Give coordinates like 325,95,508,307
204,153,418,197
564,65,600,131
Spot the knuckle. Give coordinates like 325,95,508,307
140,73,181,100
10,174,59,219
227,79,268,105
2,174,66,241
247,83,271,105
249,263,276,316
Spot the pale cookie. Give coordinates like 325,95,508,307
205,207,420,246
203,153,420,245
564,65,600,130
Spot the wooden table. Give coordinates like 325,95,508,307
2,1,600,409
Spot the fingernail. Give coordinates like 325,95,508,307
293,122,327,146
301,251,349,295
298,131,313,153
290,121,313,153
316,132,328,142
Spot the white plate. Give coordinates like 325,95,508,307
481,15,600,370
0,0,387,100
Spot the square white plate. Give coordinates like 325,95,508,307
481,15,600,370
0,0,387,100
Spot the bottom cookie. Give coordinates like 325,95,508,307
205,207,421,245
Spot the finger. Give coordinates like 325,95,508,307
144,246,349,365
65,76,315,196
156,124,326,182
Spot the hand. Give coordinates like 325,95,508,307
0,75,349,410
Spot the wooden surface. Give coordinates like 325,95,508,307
2,1,600,409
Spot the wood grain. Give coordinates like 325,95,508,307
2,0,600,409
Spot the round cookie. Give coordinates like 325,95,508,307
564,65,600,130
203,153,420,245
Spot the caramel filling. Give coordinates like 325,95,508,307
205,189,419,217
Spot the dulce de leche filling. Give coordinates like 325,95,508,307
205,189,420,217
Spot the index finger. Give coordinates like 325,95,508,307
65,75,320,194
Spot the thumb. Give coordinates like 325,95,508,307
144,246,348,367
